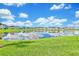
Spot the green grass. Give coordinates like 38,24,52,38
0,36,79,56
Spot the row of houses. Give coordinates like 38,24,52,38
0,23,79,33
24,27,78,33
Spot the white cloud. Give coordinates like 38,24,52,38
34,17,48,25
48,16,67,23
19,13,28,18
47,17,67,27
2,20,15,26
67,20,79,27
15,21,24,26
54,23,62,26
67,24,74,27
2,15,67,27
73,20,79,27
24,20,32,27
0,9,14,20
2,20,24,26
50,3,65,10
67,10,79,27
75,10,79,18
3,3,26,7
64,5,71,9
34,16,67,27
50,3,71,10
73,20,79,24
2,20,32,27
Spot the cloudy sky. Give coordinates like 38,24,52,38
0,3,79,27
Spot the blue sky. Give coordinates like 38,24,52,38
0,3,79,27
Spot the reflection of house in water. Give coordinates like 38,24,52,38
62,27,79,36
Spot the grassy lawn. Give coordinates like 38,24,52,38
0,36,79,56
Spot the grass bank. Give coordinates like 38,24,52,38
0,36,79,56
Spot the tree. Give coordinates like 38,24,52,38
0,23,2,25
0,23,3,48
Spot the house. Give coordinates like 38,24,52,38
0,23,8,29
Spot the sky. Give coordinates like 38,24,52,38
0,3,79,28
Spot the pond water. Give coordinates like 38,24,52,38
2,32,55,40
2,31,79,40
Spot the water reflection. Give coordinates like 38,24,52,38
2,31,79,40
